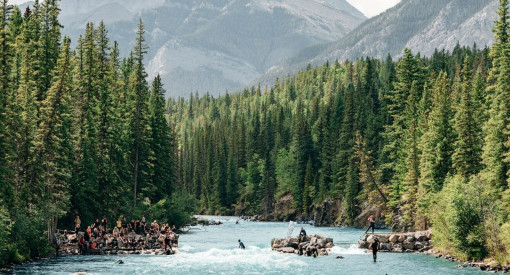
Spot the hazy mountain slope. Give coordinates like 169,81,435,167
261,0,497,86
20,0,366,97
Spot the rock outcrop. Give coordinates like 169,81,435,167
272,235,333,257
358,230,433,253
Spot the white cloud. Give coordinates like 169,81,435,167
346,0,401,18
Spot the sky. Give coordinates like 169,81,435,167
346,0,401,17
9,0,30,4
9,0,401,18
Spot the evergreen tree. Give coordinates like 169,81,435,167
418,72,454,218
31,37,73,240
303,157,314,215
483,0,510,191
452,58,483,178
382,49,423,209
401,82,422,229
0,0,13,202
293,100,314,211
128,19,152,207
149,74,175,202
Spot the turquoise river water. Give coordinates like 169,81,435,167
7,216,486,275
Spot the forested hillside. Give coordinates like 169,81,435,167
0,0,193,266
2,0,510,269
170,0,510,264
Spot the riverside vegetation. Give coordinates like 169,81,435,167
1,0,510,269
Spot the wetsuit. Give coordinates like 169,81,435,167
164,236,172,251
371,240,379,262
299,229,307,243
365,217,376,234
239,241,245,249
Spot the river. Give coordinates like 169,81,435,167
7,216,486,275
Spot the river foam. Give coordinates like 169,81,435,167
330,244,366,255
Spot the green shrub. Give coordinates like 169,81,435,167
147,191,197,227
430,175,488,260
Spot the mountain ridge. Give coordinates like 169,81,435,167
258,0,497,88
19,0,366,97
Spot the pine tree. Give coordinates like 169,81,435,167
0,0,13,202
382,49,423,208
31,37,73,240
38,0,61,95
226,156,237,206
293,100,314,211
483,0,510,191
303,157,314,215
399,81,422,229
128,19,152,207
452,58,483,178
72,23,100,221
149,74,175,202
418,72,454,217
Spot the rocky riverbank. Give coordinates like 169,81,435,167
56,231,178,256
357,230,433,253
358,231,510,273
422,250,510,273
271,235,333,257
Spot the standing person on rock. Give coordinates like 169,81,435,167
75,215,81,233
365,215,376,234
370,237,379,262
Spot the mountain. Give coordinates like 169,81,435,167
19,0,366,97
261,0,497,85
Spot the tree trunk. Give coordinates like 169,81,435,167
133,146,139,207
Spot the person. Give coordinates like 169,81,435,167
141,217,147,232
169,231,177,247
299,227,307,243
75,215,81,233
122,217,128,230
93,219,100,230
238,239,245,249
117,218,122,229
78,235,85,254
152,220,160,232
85,227,91,241
370,237,379,262
164,234,172,252
63,231,69,249
102,217,108,233
365,215,376,234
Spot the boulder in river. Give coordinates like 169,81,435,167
272,234,333,257
389,235,398,243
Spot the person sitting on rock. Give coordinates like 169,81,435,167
370,237,379,263
113,226,120,237
365,215,376,234
238,239,245,249
299,227,307,243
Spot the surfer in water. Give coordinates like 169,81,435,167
238,239,245,249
